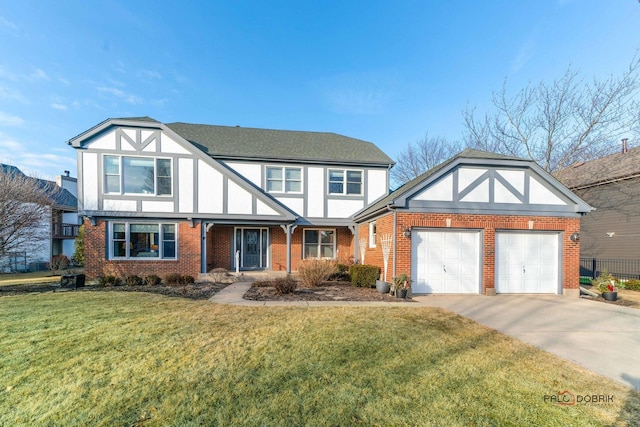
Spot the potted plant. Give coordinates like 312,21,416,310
394,273,412,299
592,270,618,301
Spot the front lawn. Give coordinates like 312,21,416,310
1,292,638,426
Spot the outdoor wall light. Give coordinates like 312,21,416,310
403,228,411,238
569,232,580,242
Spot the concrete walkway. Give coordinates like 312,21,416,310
210,284,640,390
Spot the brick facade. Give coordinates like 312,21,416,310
358,212,581,295
83,218,201,279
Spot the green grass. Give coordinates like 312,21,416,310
1,292,639,426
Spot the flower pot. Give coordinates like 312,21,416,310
398,289,408,299
376,280,390,294
602,291,618,301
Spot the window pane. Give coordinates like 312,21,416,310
157,177,172,195
285,168,301,180
346,183,361,194
113,223,125,240
162,224,175,240
113,242,126,257
320,230,334,244
304,244,318,258
123,157,154,194
105,176,120,193
104,156,120,174
131,224,159,233
267,180,282,192
304,230,318,244
320,245,334,258
347,171,361,183
163,241,176,258
266,168,282,179
329,170,343,182
285,180,301,192
329,182,343,194
157,159,171,177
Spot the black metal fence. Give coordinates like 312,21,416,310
580,258,640,281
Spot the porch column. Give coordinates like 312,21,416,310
280,224,297,273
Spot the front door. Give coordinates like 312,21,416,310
236,228,269,269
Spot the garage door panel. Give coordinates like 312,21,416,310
412,230,480,294
496,232,559,294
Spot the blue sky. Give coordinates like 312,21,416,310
0,0,638,179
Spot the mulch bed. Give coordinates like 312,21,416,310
244,281,414,302
1,282,228,300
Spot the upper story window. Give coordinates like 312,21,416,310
104,155,172,196
266,166,302,193
328,169,362,195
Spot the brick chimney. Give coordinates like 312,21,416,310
622,138,628,154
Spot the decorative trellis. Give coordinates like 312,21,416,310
380,233,393,282
359,237,367,263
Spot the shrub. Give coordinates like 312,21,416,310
349,264,380,288
165,273,182,285
298,259,338,287
624,279,640,291
124,275,144,286
165,273,195,285
209,267,229,283
97,275,121,287
144,274,162,286
48,255,70,274
73,225,85,266
273,276,298,294
591,269,618,293
329,263,351,281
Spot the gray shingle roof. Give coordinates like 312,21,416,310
0,164,77,210
554,146,640,189
354,149,529,220
165,122,394,165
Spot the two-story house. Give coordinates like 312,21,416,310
68,117,394,279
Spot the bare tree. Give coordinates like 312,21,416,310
391,134,463,187
464,55,640,172
0,167,56,269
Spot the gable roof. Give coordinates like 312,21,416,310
68,117,394,167
0,164,77,210
354,148,591,221
165,122,394,166
554,146,640,190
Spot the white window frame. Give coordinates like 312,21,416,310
265,166,303,194
328,169,362,195
303,228,337,260
369,221,377,248
103,155,173,196
109,221,178,260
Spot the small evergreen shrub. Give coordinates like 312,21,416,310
97,275,121,287
329,263,351,281
298,259,338,287
144,274,162,286
124,275,144,286
273,276,298,294
349,264,380,288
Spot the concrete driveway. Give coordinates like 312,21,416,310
413,294,640,391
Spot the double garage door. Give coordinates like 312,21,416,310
411,230,559,294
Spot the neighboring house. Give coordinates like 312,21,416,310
67,117,394,279
0,164,79,272
555,145,640,262
353,149,592,296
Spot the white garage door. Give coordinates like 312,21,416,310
495,232,559,294
411,230,481,294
